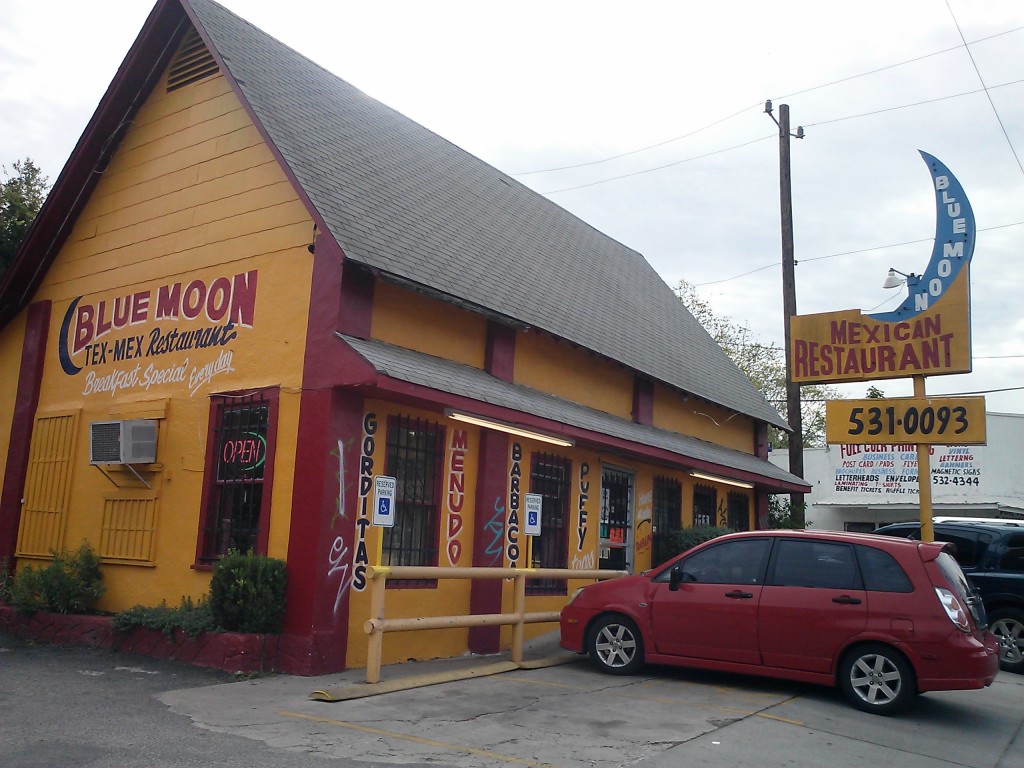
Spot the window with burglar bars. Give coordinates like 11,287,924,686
527,452,571,595
382,415,444,585
652,476,682,567
727,492,751,531
693,483,717,527
198,391,275,564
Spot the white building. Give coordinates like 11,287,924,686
771,412,1024,532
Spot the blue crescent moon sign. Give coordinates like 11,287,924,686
868,151,975,323
58,296,83,375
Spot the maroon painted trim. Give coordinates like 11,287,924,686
351,375,810,494
468,428,509,653
339,262,375,339
485,323,516,382
755,423,769,459
756,492,769,530
0,0,186,328
192,386,280,566
632,377,653,426
0,301,51,564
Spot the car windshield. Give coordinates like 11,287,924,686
935,551,986,626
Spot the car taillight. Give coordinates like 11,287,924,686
935,587,971,632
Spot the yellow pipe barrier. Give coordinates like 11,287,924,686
363,565,625,684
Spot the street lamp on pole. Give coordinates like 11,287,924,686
765,100,806,527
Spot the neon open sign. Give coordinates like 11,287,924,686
220,431,266,473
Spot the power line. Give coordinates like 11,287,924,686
945,0,1024,176
693,221,1024,287
510,103,761,176
538,135,773,195
802,79,1024,130
537,77,1023,196
511,24,1024,178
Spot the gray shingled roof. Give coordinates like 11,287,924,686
338,334,807,489
186,0,788,431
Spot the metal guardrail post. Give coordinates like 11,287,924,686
512,570,527,664
360,565,625,683
365,565,389,684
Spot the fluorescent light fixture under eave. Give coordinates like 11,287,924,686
690,471,754,489
445,411,574,447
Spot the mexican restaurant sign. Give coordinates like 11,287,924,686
790,152,975,385
57,270,257,396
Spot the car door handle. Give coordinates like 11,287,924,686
725,590,754,599
832,595,862,605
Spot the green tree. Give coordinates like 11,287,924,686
675,279,838,447
1,159,49,278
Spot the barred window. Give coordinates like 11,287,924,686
727,492,751,531
693,483,717,528
382,415,444,584
198,391,276,564
527,453,571,595
652,476,682,566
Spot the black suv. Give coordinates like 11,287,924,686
874,520,1024,673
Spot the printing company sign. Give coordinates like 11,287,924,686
790,152,974,385
57,270,257,397
819,442,986,504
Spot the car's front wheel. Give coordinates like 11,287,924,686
839,643,915,715
588,614,644,675
989,608,1024,673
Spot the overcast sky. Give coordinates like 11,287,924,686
3,0,1022,414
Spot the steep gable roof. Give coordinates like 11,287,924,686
1,0,787,430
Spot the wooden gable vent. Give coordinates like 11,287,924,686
166,27,219,92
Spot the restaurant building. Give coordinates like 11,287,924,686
0,0,808,674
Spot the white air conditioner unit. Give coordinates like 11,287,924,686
89,420,158,464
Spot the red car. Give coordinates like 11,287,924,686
560,529,999,714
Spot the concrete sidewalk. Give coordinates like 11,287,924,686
156,631,1024,768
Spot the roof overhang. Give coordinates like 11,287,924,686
334,333,810,494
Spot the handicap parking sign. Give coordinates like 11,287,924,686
373,476,397,527
524,493,542,536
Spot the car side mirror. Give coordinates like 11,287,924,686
669,566,682,591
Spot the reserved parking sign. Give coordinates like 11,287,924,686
373,475,397,527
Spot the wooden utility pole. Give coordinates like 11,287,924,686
777,103,805,527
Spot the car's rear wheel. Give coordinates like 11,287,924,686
839,643,915,715
989,608,1024,673
588,614,644,675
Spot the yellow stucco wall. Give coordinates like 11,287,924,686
371,282,487,368
652,382,755,453
0,311,27,501
12,68,313,610
514,330,633,417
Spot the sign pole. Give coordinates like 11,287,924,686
913,375,935,542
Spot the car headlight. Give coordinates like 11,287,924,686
565,587,584,607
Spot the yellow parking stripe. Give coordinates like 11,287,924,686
280,711,561,768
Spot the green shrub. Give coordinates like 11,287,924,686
8,542,105,614
209,550,287,634
0,557,12,603
659,525,733,562
113,596,218,639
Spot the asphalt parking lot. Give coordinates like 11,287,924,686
4,630,1023,768
163,632,1023,768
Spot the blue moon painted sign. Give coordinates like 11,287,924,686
869,151,975,323
790,152,975,385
